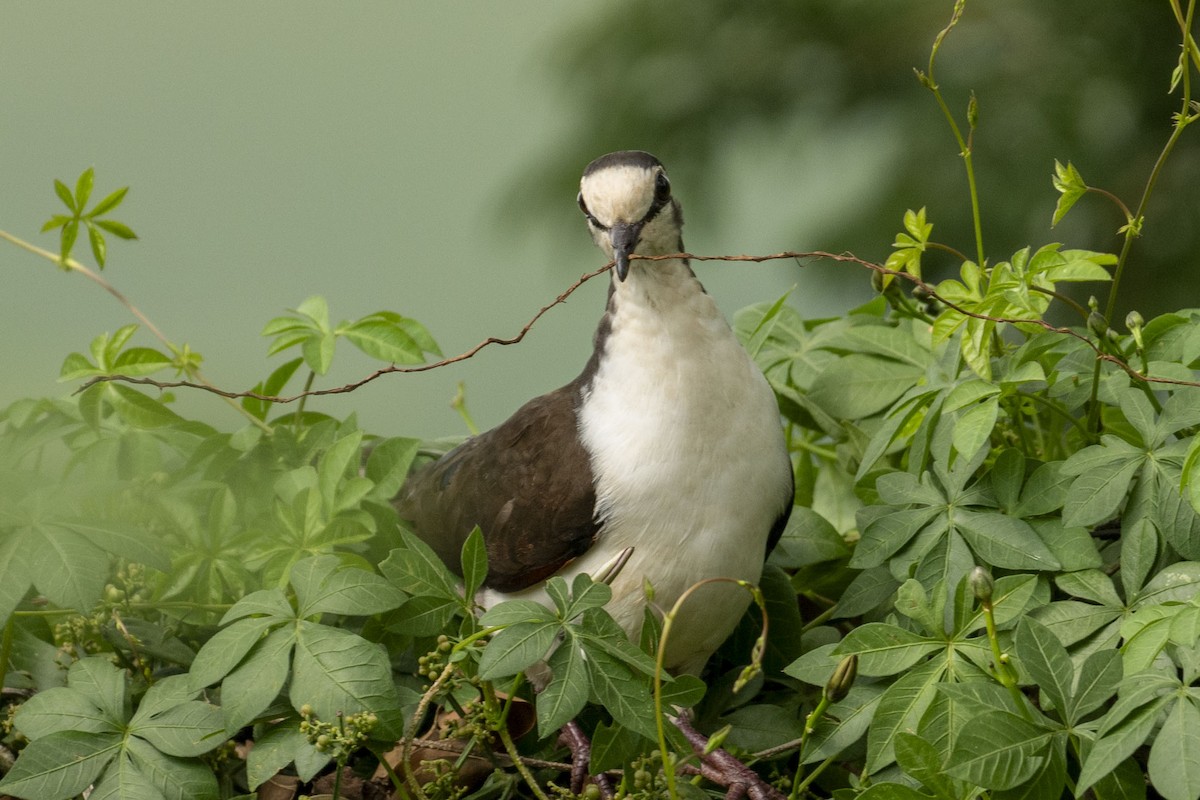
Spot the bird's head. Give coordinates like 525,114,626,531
578,151,683,282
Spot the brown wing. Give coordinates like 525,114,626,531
394,383,600,593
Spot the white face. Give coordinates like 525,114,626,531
578,164,681,263
579,164,659,229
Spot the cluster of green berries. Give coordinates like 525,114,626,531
611,754,669,800
298,705,378,760
417,635,455,682
417,757,470,800
104,562,149,606
52,611,107,657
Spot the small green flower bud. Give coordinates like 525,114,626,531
825,655,858,703
1088,311,1109,337
969,566,994,604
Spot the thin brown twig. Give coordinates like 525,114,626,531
74,250,1200,402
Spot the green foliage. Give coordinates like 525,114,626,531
40,168,137,268
4,2,1200,799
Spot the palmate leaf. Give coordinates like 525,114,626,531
1051,160,1088,227
91,737,217,800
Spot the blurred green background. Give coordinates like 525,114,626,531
2,2,1195,439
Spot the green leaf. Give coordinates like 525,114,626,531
477,621,558,680
24,524,108,613
219,626,294,732
840,325,932,367
805,684,884,763
537,636,589,737
945,709,1050,789
380,530,461,601
894,732,960,800
40,213,72,232
809,355,924,419
301,329,336,375
388,595,459,636
461,526,488,600
833,623,939,676
61,217,79,260
1077,692,1172,792
865,659,944,773
857,784,933,800
589,721,648,774
364,437,421,501
74,167,95,210
109,384,184,429
339,319,424,364
578,608,659,678
115,736,218,800
87,221,108,267
1147,696,1200,800
769,506,849,568
584,647,658,740
290,621,397,719
1014,618,1073,720
246,724,329,790
952,397,999,461
851,506,942,568
1051,160,1086,227
1062,457,1142,527
13,687,120,738
0,730,121,799
1069,649,1122,722
724,704,805,752
561,573,614,620
316,429,362,511
112,347,175,377
480,599,557,628
1118,388,1160,447
88,185,130,217
130,700,224,758
92,218,138,240
291,555,405,617
220,588,294,625
53,178,77,213
955,510,1062,571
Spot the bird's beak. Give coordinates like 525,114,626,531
609,222,642,282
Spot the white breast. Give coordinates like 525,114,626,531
570,263,791,672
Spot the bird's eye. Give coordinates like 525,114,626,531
654,172,671,203
578,192,606,229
